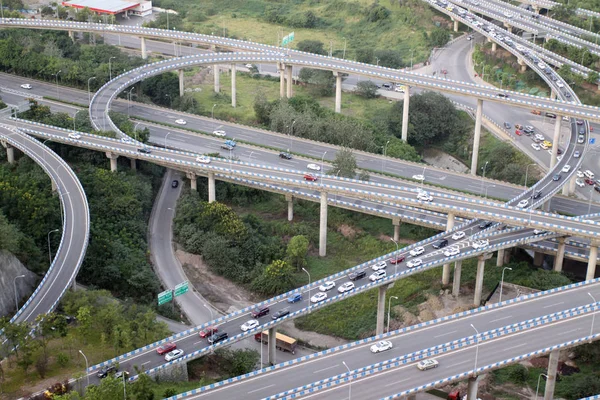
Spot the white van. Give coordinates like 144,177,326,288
584,170,595,179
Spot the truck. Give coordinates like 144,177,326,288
254,331,297,354
221,139,237,150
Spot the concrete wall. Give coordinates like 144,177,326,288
0,251,38,317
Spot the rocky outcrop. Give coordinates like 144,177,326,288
0,251,38,318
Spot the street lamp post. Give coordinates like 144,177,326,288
535,373,548,399
484,184,496,199
342,361,352,400
470,323,480,376
47,229,60,264
87,76,96,104
524,163,537,188
13,275,25,310
165,94,172,108
164,132,171,149
589,186,595,214
499,267,512,303
79,350,90,387
127,87,135,116
73,110,80,132
203,303,214,321
589,292,597,339
480,161,489,194
376,57,380,66
109,56,116,81
410,49,415,70
211,104,217,131
289,120,296,151
302,268,311,312
391,238,399,275
343,37,347,59
53,70,61,99
387,295,399,333
320,151,327,184
133,122,141,142
382,140,390,173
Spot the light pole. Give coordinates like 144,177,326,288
122,370,127,400
524,163,537,188
289,120,296,151
382,140,390,173
47,229,60,264
410,49,415,70
387,295,399,333
13,275,25,310
164,132,171,149
391,238,399,275
588,185,595,214
376,57,380,66
212,103,217,131
79,350,90,387
73,110,80,132
87,76,96,104
499,267,512,303
127,87,135,116
470,323,480,376
165,94,172,108
109,56,116,81
320,151,327,184
203,303,214,321
589,292,597,339
342,361,352,400
535,373,548,399
484,184,496,199
480,160,489,194
53,70,61,99
133,122,141,142
481,65,487,81
342,37,347,59
302,267,311,312
420,165,427,190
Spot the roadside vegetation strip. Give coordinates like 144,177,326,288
170,303,600,400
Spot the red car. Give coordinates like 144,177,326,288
515,129,522,136
585,178,595,185
304,173,318,182
156,342,177,355
389,256,406,264
199,326,218,338
531,110,541,115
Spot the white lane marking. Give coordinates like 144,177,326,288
450,360,471,367
193,341,203,346
543,301,565,308
247,384,275,394
384,377,412,387
434,330,458,338
490,316,513,323
313,364,340,374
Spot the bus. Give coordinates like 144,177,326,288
254,331,298,354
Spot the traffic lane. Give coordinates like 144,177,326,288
298,312,597,400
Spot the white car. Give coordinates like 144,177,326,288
443,246,460,257
451,231,465,240
68,132,81,140
20,83,32,89
311,292,327,303
196,155,211,164
540,143,549,150
307,163,321,171
369,270,386,282
372,261,387,271
561,165,571,173
370,340,393,353
472,239,489,250
337,282,355,293
412,174,425,181
121,137,132,143
245,63,254,68
164,349,184,362
534,229,547,235
504,11,513,18
534,134,545,141
576,170,584,178
576,179,585,187
212,130,226,137
175,119,187,125
241,319,259,332
409,246,425,257
557,82,564,88
417,192,433,202
417,359,439,370
517,199,529,208
319,281,336,292
407,258,422,268
531,143,541,151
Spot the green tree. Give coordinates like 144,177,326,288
296,39,327,55
83,376,124,400
215,348,260,377
0,212,22,253
252,259,295,295
587,71,599,85
130,373,155,400
286,235,309,271
355,81,379,99
429,28,450,47
373,49,403,69
331,148,357,178
298,68,336,96
385,137,421,162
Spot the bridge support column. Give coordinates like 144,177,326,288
518,58,527,73
208,172,215,202
550,117,561,168
376,284,388,335
334,72,342,113
453,19,459,32
319,192,328,257
553,237,566,272
231,64,237,108
534,251,544,267
392,217,401,242
141,37,147,59
496,249,505,267
452,260,462,297
68,30,74,41
401,87,410,142
106,152,118,172
474,255,486,306
268,327,277,366
186,172,197,192
586,243,598,281
6,144,14,164
279,67,285,98
565,175,576,195
406,395,417,400
286,194,294,221
178,69,184,97
544,349,560,400
470,99,483,175
213,64,220,94
286,65,293,98
442,213,455,285
491,42,497,52
130,158,136,170
51,180,57,193
550,90,557,100
468,375,483,400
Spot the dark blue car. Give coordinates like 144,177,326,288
287,293,303,303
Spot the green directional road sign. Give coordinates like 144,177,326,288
174,281,189,297
281,32,295,46
158,290,173,306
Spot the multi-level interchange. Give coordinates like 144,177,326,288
2,0,600,397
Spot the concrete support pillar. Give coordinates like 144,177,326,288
279,67,285,98
564,175,576,196
553,237,566,272
471,99,483,176
491,42,497,52
141,37,147,59
376,284,388,335
186,172,197,192
392,217,401,242
106,152,118,172
474,255,486,306
452,260,462,297
534,251,544,267
51,180,57,192
231,64,237,108
544,350,560,400
453,19,459,32
497,248,505,267
319,192,328,257
550,117,561,168
406,395,417,400
268,327,277,366
6,145,14,164
586,244,598,281
550,90,557,100
506,25,512,33
401,87,410,142
178,69,184,97
468,376,483,400
334,72,342,113
543,200,550,212
286,65,293,98
130,158,136,170
442,213,456,285
208,172,215,202
213,65,220,93
487,36,492,43
286,194,293,222
68,30,74,41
